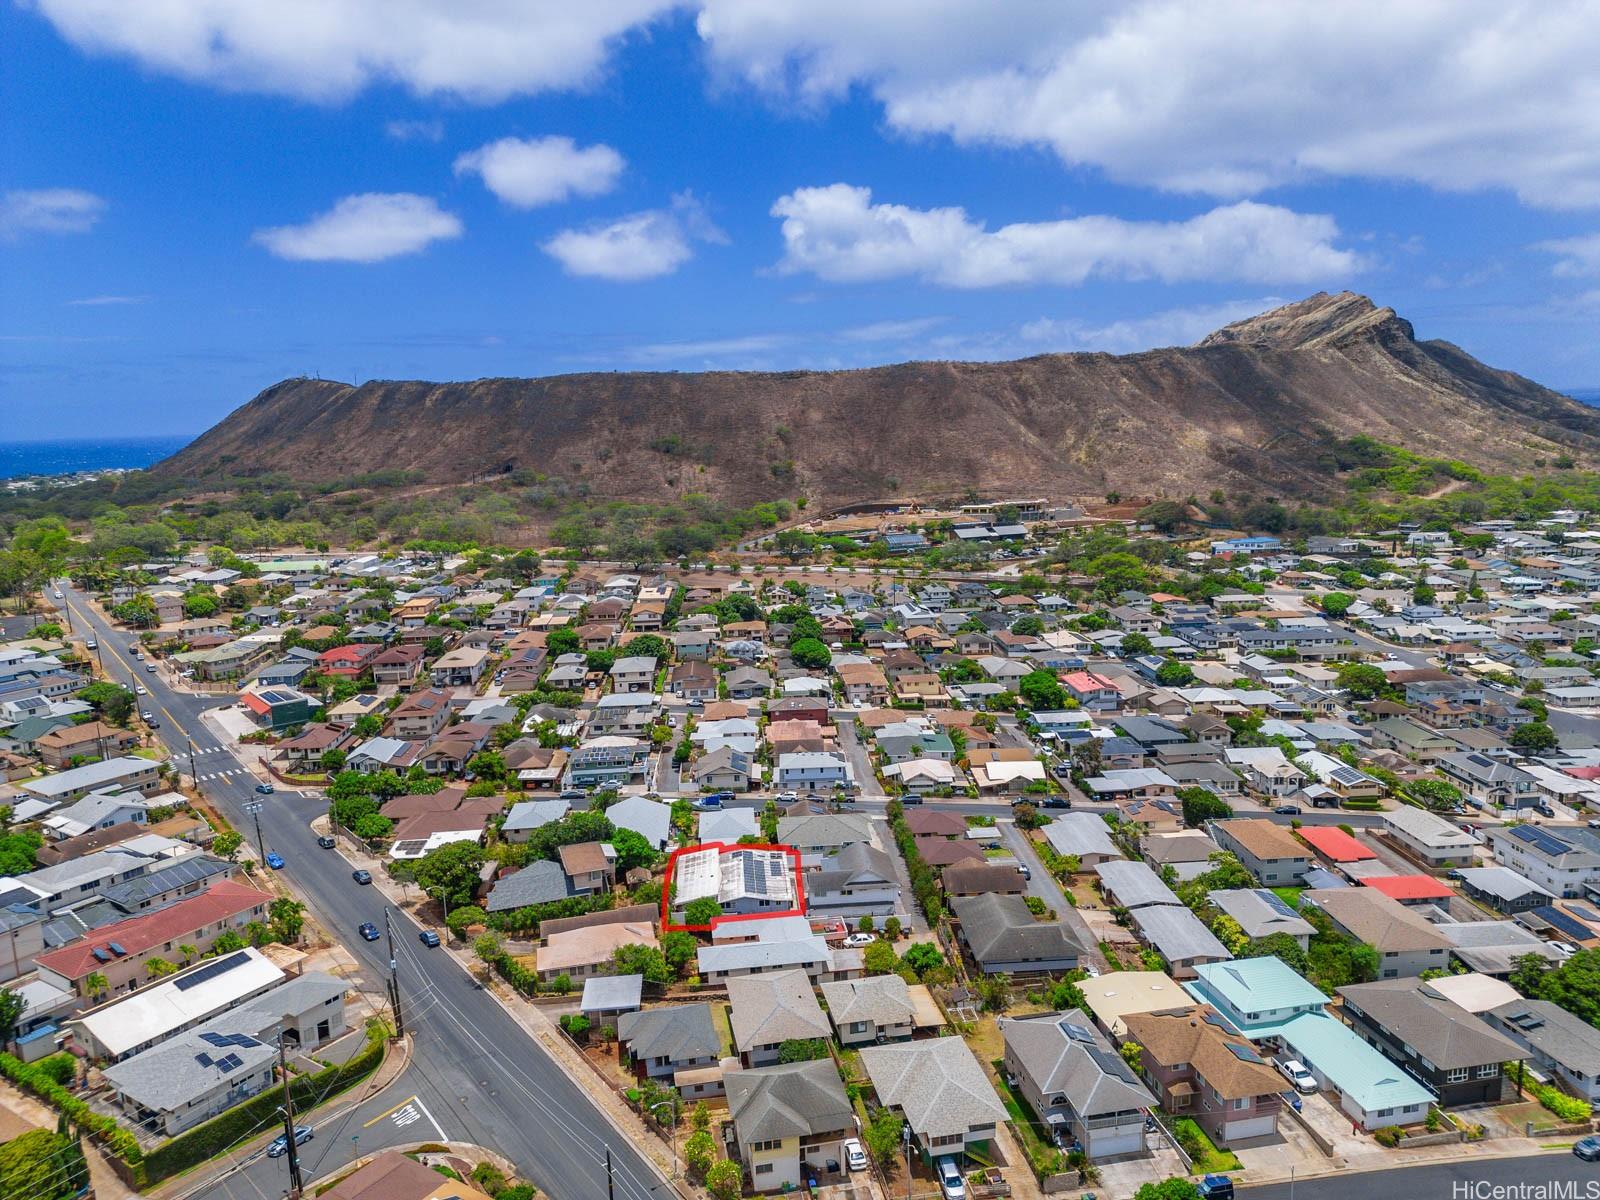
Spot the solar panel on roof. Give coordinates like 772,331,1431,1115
199,1032,229,1047
1201,1011,1229,1029
1225,1042,1264,1064
107,942,127,956
1059,1021,1096,1044
215,1053,243,1071
1568,902,1600,922
1258,890,1300,920
1512,825,1574,857
194,1052,212,1067
1531,906,1594,942
1509,1012,1545,1030
174,949,252,991
91,947,110,963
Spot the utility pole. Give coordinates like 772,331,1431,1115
429,886,449,930
903,1122,912,1200
606,1148,614,1200
383,908,405,1037
278,1019,305,1200
243,800,267,861
184,733,199,790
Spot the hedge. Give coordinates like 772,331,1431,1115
141,1020,389,1184
490,950,539,996
1527,1078,1591,1122
0,1052,143,1165
487,891,613,934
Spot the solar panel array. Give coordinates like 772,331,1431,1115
1511,825,1575,856
1059,1021,1096,1044
1225,1042,1265,1064
1257,889,1301,920
199,1031,257,1048
174,949,252,991
1530,905,1594,942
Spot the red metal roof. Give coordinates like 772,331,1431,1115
1295,825,1377,863
1362,874,1453,901
33,879,272,982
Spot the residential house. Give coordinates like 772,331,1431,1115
1131,905,1233,979
775,753,852,794
1455,866,1554,914
430,646,490,687
1042,813,1125,868
33,721,141,769
557,841,615,894
616,1003,721,1085
858,1037,1008,1162
1210,819,1312,887
102,1026,277,1136
1125,1007,1285,1146
1383,806,1478,869
1484,998,1600,1106
669,661,717,703
1485,824,1600,898
725,667,774,700
727,969,830,1067
726,1060,854,1193
941,863,1027,897
1000,1010,1156,1159
1438,752,1539,810
610,655,657,694
1301,888,1450,978
806,842,900,921
950,892,1079,974
819,975,916,1046
536,922,656,983
20,755,164,804
1095,860,1182,910
775,814,873,854
370,645,425,686
1207,889,1314,949
1337,978,1519,1106
390,688,453,739
1183,957,1330,1038
692,746,754,793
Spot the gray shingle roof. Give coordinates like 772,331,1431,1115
859,1036,1007,1139
951,892,1081,966
727,1060,853,1143
1338,978,1521,1068
617,1003,721,1063
819,975,915,1029
486,860,571,912
999,1009,1156,1117
102,1029,275,1113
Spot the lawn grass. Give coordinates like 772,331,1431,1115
1176,1118,1242,1175
1270,886,1303,910
989,1062,1066,1178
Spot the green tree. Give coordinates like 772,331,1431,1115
1134,1179,1202,1200
468,750,507,781
609,827,656,874
1155,658,1195,687
269,897,306,942
546,626,580,657
705,1160,743,1200
212,929,247,954
410,840,488,907
0,830,43,876
901,942,945,978
1510,722,1559,754
683,1129,716,1177
1319,592,1353,617
863,940,898,975
612,943,672,984
789,637,832,669
861,1107,904,1166
0,989,25,1044
76,680,135,725
1405,778,1463,813
212,829,243,861
1120,632,1154,657
1176,786,1232,827
183,590,220,618
0,1129,83,1200
777,1038,829,1063
661,930,698,977
1119,1041,1143,1073
83,972,109,1002
1018,669,1066,711
683,897,723,926
146,957,178,978
1240,932,1309,975
1335,662,1389,700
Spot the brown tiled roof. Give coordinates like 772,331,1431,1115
1124,1007,1285,1099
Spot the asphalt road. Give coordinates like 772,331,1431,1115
51,585,672,1200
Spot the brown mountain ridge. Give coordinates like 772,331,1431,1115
159,292,1600,507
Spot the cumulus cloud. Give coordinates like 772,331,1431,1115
542,193,726,281
770,184,1361,287
252,193,463,263
698,0,1600,209
0,188,105,238
386,118,445,142
454,135,625,208
1537,233,1600,278
29,0,680,103
1019,298,1286,354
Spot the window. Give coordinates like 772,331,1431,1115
754,1163,773,1176
1446,1068,1469,1084
1475,1064,1499,1079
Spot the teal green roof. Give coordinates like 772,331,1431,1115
1189,957,1327,1014
1277,1013,1433,1112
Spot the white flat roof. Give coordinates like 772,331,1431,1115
72,947,284,1059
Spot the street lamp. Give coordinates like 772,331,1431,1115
242,800,268,862
902,1121,912,1200
647,1097,678,1179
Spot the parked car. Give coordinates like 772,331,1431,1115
1273,804,1302,816
1040,795,1070,809
265,852,286,870
844,1138,866,1172
140,710,156,724
1197,1176,1235,1200
317,835,336,849
1277,1058,1317,1094
691,793,726,810
255,782,275,794
52,589,62,599
134,684,147,696
1574,1135,1600,1162
352,869,373,885
418,930,441,948
936,1156,967,1200
359,922,381,941
85,639,97,650
145,661,156,672
267,1126,313,1158
841,932,876,948
1018,864,1031,880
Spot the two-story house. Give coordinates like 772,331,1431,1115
1125,1006,1285,1146
1000,1010,1156,1160
727,1060,854,1194
819,975,916,1046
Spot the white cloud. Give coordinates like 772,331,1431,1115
454,136,625,208
1537,233,1600,278
386,118,444,142
770,184,1361,287
0,188,105,238
698,1,1600,209
252,193,463,263
29,0,680,103
1019,297,1286,354
542,193,726,281
628,333,795,361
838,316,946,342
66,294,150,306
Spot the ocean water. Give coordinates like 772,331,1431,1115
0,436,192,481
1569,389,1600,407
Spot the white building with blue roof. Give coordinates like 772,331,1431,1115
1183,957,1328,1037
1274,1011,1433,1129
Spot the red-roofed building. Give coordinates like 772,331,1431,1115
1361,874,1454,905
32,879,273,998
1062,671,1122,711
1296,825,1377,864
318,643,379,678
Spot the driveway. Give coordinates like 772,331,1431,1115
998,820,1108,970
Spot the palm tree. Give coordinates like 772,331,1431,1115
84,972,109,1002
177,943,198,966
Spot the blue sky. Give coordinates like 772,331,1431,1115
5,1,1600,440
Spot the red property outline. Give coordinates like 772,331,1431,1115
661,841,807,934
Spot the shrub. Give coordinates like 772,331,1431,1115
1373,1125,1403,1148
0,1052,142,1166
1528,1079,1591,1122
